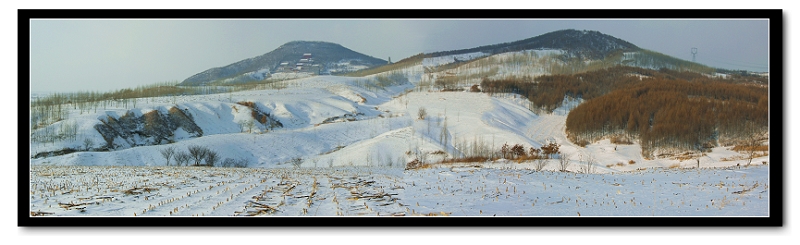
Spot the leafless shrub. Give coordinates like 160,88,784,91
221,158,234,168
174,151,191,166
579,153,596,174
534,158,549,171
221,157,249,168
418,107,427,120
558,152,572,172
82,138,94,151
290,157,303,168
205,150,220,167
160,146,176,166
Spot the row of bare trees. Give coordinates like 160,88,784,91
159,145,248,168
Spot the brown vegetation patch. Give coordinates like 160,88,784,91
236,101,282,130
430,150,447,155
439,156,493,165
30,211,55,216
470,84,481,92
610,135,633,145
732,145,769,152
236,101,256,108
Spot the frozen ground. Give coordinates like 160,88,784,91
28,164,769,217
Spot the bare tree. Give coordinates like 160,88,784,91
558,152,572,172
221,158,235,168
160,146,176,166
187,145,210,166
83,138,94,151
235,158,249,168
238,120,255,133
744,125,765,166
290,157,303,168
579,153,596,174
205,150,219,167
174,151,191,166
533,157,549,171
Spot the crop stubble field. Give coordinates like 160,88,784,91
28,165,769,217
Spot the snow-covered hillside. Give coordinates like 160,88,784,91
28,54,770,216
30,55,768,171
422,52,489,68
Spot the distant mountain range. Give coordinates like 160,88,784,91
180,29,717,86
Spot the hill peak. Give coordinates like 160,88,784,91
426,29,640,60
179,41,386,86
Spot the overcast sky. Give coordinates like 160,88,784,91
29,19,770,93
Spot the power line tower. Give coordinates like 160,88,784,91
691,47,698,62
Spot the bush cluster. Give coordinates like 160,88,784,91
407,143,564,171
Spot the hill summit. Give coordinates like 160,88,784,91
427,29,641,60
179,41,387,86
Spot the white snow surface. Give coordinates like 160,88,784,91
423,52,489,67
28,67,770,217
28,164,769,216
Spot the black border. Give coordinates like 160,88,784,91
19,9,783,227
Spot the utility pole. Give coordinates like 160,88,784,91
691,47,698,62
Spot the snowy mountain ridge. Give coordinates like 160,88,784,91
180,41,388,86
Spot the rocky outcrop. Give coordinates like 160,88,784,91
94,107,203,149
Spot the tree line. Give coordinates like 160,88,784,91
564,72,768,158
479,66,768,158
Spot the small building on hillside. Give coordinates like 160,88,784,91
279,62,291,72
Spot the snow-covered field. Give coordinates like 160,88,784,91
28,164,769,217
27,50,770,217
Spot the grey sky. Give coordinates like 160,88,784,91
29,19,770,93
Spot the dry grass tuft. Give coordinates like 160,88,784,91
414,211,451,216
123,187,159,195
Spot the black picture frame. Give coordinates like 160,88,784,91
19,9,783,227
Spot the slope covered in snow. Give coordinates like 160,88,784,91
30,65,769,171
28,56,770,217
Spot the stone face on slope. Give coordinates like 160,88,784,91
94,107,203,149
